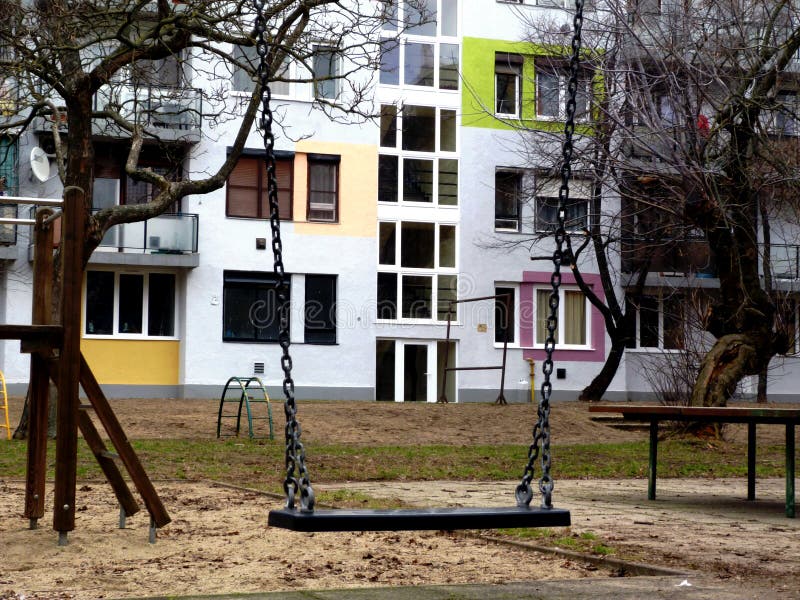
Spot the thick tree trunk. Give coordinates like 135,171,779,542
690,333,767,407
579,340,626,402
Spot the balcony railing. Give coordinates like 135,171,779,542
27,207,198,254
622,237,715,276
767,243,800,280
0,204,16,245
92,84,203,134
95,211,198,254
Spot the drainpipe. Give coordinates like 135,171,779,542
525,358,535,404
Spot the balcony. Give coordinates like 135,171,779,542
767,243,800,280
622,237,715,277
92,211,199,268
34,86,203,143
93,85,203,143
28,209,199,268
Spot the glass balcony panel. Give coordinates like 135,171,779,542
96,212,198,254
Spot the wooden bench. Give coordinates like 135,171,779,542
589,404,799,518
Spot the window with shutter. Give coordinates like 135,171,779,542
226,156,293,219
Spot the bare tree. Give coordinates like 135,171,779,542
504,0,800,405
0,0,400,436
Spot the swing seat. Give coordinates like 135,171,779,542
268,506,570,532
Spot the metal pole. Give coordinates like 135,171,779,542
438,304,452,403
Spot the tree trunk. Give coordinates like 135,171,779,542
757,367,768,404
689,333,766,407
579,340,626,402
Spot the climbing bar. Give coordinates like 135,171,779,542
0,196,63,206
0,218,36,226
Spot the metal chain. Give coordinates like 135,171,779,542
252,0,315,512
516,0,584,509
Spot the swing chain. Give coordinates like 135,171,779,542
516,0,584,509
253,0,314,512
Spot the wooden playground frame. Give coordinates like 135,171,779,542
0,193,169,545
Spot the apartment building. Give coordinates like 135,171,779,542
1,0,799,402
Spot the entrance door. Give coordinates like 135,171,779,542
375,340,455,403
403,343,429,402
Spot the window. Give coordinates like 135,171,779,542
775,91,799,136
313,45,338,100
379,41,460,89
495,54,522,117
0,136,16,244
495,170,522,231
535,288,588,347
377,221,458,321
226,155,293,220
305,275,337,344
495,286,516,344
632,0,661,15
85,271,176,338
405,42,435,87
536,64,591,121
379,39,400,85
307,155,339,222
132,53,183,88
232,45,291,95
379,104,458,206
535,177,590,232
625,293,685,350
223,271,288,342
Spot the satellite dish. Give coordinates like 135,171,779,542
30,147,51,183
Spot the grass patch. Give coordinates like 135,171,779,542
0,437,794,490
497,526,615,556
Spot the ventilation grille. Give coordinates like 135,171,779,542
253,362,265,375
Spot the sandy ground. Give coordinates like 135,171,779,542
322,478,800,595
0,480,602,600
1,397,798,599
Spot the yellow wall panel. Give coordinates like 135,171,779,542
293,141,377,237
81,339,180,385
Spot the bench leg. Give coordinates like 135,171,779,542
648,421,658,501
747,422,756,501
787,424,795,519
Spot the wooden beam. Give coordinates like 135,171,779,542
80,354,171,528
77,409,140,519
24,214,55,526
53,186,85,537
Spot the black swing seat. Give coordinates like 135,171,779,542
268,505,570,532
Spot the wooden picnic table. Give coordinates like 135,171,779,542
588,404,800,518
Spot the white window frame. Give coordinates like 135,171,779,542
535,69,592,122
494,169,523,232
378,104,459,207
627,293,685,352
533,286,590,350
376,220,458,324
83,270,179,340
312,43,339,101
495,63,521,118
231,45,292,97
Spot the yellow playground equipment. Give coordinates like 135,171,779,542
1,370,10,440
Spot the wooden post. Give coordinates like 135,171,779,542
24,209,55,528
53,186,85,542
